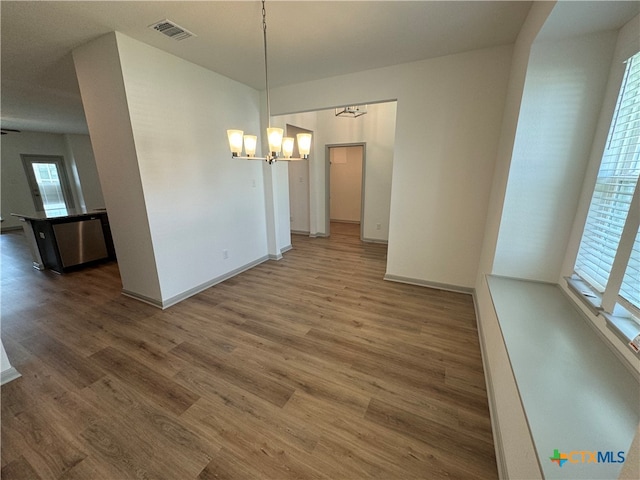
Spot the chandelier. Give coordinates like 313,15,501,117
335,105,367,118
227,0,311,164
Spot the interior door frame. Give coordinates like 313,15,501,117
325,143,366,240
21,154,76,212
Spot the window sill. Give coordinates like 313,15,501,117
604,312,640,354
565,275,602,314
565,275,640,357
487,276,639,480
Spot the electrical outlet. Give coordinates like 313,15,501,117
252,179,256,188
376,223,381,230
223,249,229,259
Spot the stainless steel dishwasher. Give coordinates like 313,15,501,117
52,218,109,268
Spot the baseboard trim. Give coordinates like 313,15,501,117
309,232,329,238
383,274,473,295
290,230,310,236
0,226,23,233
123,255,271,310
1,366,21,385
121,290,164,309
362,237,388,244
281,244,293,254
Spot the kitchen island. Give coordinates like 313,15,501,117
11,208,115,273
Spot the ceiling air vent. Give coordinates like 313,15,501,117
149,19,196,41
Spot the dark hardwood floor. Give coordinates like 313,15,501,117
1,225,498,479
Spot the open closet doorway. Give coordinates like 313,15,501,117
326,144,365,239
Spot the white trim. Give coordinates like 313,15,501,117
121,290,164,308
280,244,293,254
362,237,388,244
123,255,271,309
484,277,544,479
383,273,473,294
1,367,21,385
472,291,507,480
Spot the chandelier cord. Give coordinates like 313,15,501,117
262,0,271,129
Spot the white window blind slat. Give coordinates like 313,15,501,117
620,216,640,310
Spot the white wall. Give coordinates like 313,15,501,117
64,134,105,210
493,30,618,281
277,101,397,243
0,131,102,231
74,32,270,306
74,33,162,303
474,2,555,478
272,47,511,289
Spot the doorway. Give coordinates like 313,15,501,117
21,154,75,215
326,144,365,239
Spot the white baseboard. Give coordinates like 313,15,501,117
121,290,164,308
383,274,473,294
362,237,388,244
123,255,271,310
1,366,21,385
281,244,293,254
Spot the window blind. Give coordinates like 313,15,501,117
575,51,640,308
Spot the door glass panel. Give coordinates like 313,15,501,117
31,163,68,216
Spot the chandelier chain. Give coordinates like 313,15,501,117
262,0,271,128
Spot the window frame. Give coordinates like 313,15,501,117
572,50,640,320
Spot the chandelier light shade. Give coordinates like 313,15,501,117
227,130,244,156
243,135,257,157
267,127,284,155
297,133,312,157
282,137,295,159
226,0,311,164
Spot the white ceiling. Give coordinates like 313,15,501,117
1,1,637,135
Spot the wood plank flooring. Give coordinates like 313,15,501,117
1,225,498,479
